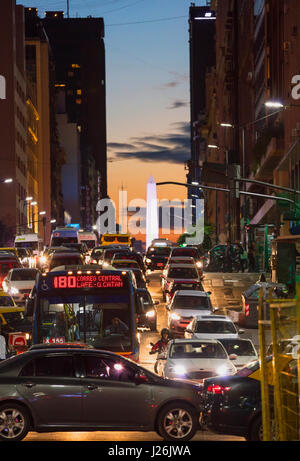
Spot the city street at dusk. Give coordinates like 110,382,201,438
0,0,300,445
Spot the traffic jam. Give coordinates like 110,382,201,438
0,230,279,442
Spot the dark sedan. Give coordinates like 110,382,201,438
199,355,296,440
0,346,202,441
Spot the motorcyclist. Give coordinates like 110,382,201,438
150,328,171,355
149,328,171,375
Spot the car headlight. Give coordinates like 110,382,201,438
2,282,8,292
172,365,186,376
103,262,109,267
170,313,181,321
39,256,47,264
146,258,152,263
10,287,19,295
145,310,155,318
196,261,203,268
216,365,232,376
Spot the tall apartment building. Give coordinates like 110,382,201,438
24,7,53,243
0,0,28,245
43,13,107,230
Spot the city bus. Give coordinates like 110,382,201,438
78,230,98,251
50,227,79,247
100,233,132,247
26,266,142,361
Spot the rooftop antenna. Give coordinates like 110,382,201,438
67,0,70,18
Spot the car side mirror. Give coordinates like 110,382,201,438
134,373,149,385
207,291,211,295
238,329,245,335
166,304,170,310
212,307,219,312
229,354,238,360
154,300,159,305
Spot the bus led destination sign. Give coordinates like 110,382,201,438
52,274,124,289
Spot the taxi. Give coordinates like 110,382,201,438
0,291,31,346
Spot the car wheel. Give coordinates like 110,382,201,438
157,402,198,442
0,403,30,442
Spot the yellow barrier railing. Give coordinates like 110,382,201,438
258,287,300,441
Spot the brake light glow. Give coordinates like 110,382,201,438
207,384,231,394
245,304,250,316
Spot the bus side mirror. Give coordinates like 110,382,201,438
25,297,34,317
135,294,145,315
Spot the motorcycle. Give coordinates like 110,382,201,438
149,342,168,376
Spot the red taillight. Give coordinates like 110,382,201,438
207,384,231,394
245,303,250,316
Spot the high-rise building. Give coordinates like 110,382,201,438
43,13,107,229
188,4,216,186
24,7,53,243
0,0,28,245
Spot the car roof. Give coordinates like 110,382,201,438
173,290,209,297
113,259,138,264
168,264,197,268
51,252,82,258
194,314,230,321
170,338,220,344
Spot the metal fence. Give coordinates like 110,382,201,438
258,286,300,441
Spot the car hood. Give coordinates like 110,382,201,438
172,308,212,318
191,333,239,340
166,358,234,373
232,355,258,368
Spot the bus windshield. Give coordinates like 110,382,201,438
39,293,133,352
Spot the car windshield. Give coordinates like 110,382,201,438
169,341,227,359
218,339,257,356
51,237,78,246
11,269,38,281
0,262,19,275
173,295,210,310
168,267,198,279
172,283,203,291
113,261,138,268
0,296,14,306
171,249,199,258
50,257,82,268
195,320,236,334
146,247,171,256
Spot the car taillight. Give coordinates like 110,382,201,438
245,303,250,316
207,384,231,394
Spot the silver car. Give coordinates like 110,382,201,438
0,346,202,442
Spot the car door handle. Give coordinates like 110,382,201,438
23,382,36,388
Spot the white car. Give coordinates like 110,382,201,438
161,264,201,294
216,338,258,370
2,268,39,304
184,314,244,340
167,290,216,336
163,338,237,381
